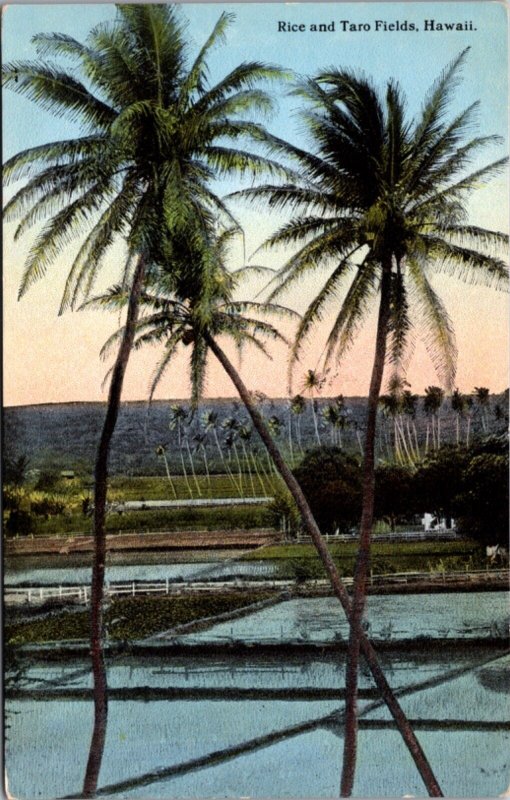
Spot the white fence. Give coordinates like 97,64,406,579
295,529,460,544
5,569,508,605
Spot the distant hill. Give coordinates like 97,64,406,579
3,394,504,477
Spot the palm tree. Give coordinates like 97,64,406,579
474,386,490,433
169,404,194,498
290,394,306,453
155,444,177,498
193,431,212,496
237,423,257,496
236,50,507,794
91,233,442,798
451,389,467,446
222,416,244,492
301,369,326,445
424,386,445,451
3,7,289,794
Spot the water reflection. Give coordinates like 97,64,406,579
5,646,509,799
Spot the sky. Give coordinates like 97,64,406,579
2,1,509,406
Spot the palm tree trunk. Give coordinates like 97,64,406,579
206,331,442,799
162,451,178,499
83,255,146,798
180,448,194,499
311,397,321,445
287,407,294,464
341,263,392,797
184,436,202,497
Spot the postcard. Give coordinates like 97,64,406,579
3,2,509,798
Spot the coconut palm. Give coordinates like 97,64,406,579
451,389,467,446
169,404,195,498
155,444,177,498
301,369,326,445
235,50,507,794
193,432,212,496
90,233,442,797
474,386,490,433
236,423,257,496
424,386,445,451
290,393,306,453
222,416,244,491
3,7,291,793
401,389,420,460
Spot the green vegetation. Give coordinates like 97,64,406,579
6,591,271,645
108,474,278,501
246,539,485,578
3,473,278,537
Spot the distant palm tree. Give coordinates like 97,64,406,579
301,369,326,445
474,386,490,433
155,444,177,498
290,394,306,453
169,405,194,498
402,390,420,461
237,424,258,496
222,417,244,492
451,389,467,445
193,432,212,496
424,386,445,451
236,50,507,794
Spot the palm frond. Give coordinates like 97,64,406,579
407,256,457,389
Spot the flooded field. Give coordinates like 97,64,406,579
6,648,510,799
5,559,277,586
5,588,509,798
164,592,509,645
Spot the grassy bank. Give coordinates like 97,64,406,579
24,505,272,537
6,592,272,645
249,539,486,579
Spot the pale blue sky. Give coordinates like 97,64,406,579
3,2,509,404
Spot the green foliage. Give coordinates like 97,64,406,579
267,487,301,537
3,454,30,486
454,450,509,546
293,447,362,533
413,446,467,522
374,465,414,529
30,495,66,518
5,509,34,536
6,592,271,644
34,469,61,492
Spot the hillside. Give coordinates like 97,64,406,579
3,395,504,476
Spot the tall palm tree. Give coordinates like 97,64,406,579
301,368,326,445
3,7,289,794
424,386,445,451
155,443,177,498
235,50,508,794
290,393,306,453
451,388,467,446
474,385,490,433
90,233,442,798
169,404,195,498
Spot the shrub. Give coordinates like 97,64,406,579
293,447,362,534
267,488,301,537
5,509,33,536
31,496,66,518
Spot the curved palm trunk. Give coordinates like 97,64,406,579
161,451,178,499
83,255,146,798
206,331,442,799
341,263,393,796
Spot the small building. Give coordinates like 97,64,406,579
60,470,75,480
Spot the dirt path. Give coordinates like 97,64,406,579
5,529,282,556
